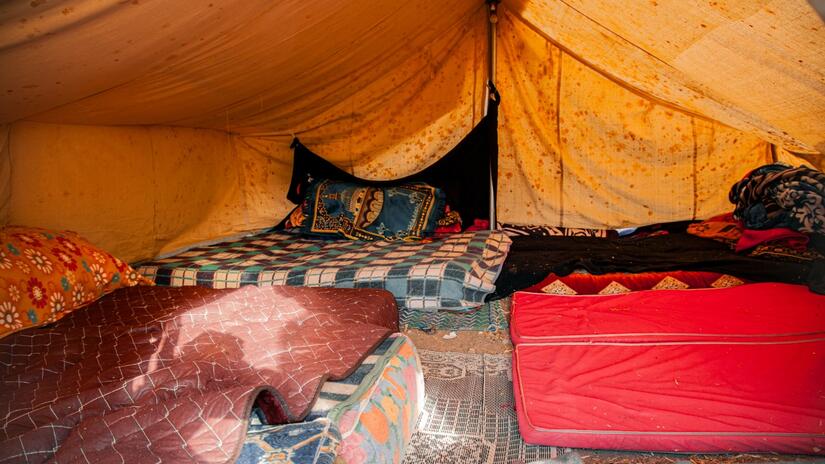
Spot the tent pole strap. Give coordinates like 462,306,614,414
487,0,499,231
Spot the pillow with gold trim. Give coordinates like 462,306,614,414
0,226,153,339
301,179,446,241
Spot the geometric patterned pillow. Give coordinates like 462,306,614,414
301,180,446,241
0,226,153,339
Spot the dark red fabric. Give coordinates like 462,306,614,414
0,285,398,463
735,227,809,252
511,283,825,454
522,270,739,295
465,219,490,231
434,223,462,234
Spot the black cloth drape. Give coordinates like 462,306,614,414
491,233,824,298
285,83,500,227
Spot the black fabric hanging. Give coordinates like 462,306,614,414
491,232,824,298
284,82,500,227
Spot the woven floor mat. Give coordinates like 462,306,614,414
404,350,814,464
403,350,562,463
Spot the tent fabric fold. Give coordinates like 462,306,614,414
1,0,822,153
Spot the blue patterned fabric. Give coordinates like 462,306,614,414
238,418,340,464
237,334,419,464
301,180,446,241
247,336,399,425
729,163,825,235
136,230,511,322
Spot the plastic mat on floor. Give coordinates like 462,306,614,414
404,350,562,463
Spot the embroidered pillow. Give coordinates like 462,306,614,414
301,180,446,241
0,226,153,338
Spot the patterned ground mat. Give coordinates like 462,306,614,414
403,350,561,464
404,351,816,464
401,297,511,332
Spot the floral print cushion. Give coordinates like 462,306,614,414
0,226,152,338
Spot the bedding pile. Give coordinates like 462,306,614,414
729,163,825,235
0,285,397,463
137,230,511,319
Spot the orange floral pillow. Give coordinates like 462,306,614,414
0,226,153,338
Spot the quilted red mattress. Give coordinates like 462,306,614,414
511,283,825,454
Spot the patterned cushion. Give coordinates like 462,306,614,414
301,180,446,241
0,226,152,338
284,204,307,229
239,419,341,464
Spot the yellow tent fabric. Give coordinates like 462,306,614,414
496,9,772,227
1,0,823,261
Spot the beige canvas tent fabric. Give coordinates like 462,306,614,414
496,9,773,227
506,0,825,154
1,5,487,261
0,0,823,260
2,0,822,150
4,122,289,262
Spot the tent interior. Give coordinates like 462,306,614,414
1,0,824,463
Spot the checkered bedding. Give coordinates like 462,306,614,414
136,230,511,314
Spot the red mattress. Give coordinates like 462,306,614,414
511,283,825,454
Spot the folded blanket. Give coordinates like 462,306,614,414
0,285,397,463
735,227,809,252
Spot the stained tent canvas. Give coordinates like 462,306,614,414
0,0,823,261
2,1,825,462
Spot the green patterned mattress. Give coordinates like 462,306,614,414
136,230,511,328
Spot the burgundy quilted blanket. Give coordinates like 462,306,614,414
1,285,398,463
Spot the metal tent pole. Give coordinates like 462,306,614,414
487,0,499,231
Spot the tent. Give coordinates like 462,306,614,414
1,0,823,263
2,2,825,460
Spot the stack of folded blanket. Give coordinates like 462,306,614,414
689,163,825,263
730,163,824,234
